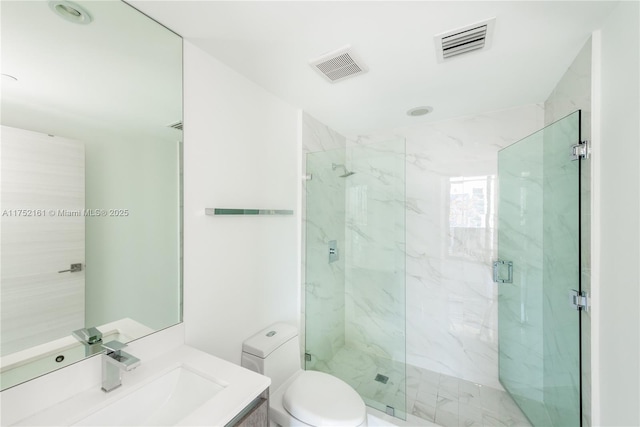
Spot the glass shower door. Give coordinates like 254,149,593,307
305,139,406,419
497,111,582,426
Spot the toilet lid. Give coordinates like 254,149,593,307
282,371,366,426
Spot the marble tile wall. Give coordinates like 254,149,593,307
497,128,546,421
495,112,583,426
544,37,592,427
303,106,545,400
353,104,544,389
301,112,347,368
541,113,582,426
344,139,406,362
302,52,590,419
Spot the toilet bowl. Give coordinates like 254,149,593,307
241,323,367,427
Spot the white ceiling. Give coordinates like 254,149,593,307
1,0,182,142
130,0,618,137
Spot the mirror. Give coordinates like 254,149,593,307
0,0,182,390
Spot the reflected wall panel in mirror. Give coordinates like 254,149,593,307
0,0,183,390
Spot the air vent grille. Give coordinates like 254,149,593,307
168,121,183,131
435,18,495,62
310,45,368,83
442,25,487,58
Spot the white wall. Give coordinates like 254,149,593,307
183,41,300,364
592,1,640,425
84,131,180,331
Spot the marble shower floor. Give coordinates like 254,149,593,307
311,346,532,427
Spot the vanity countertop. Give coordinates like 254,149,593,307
11,345,270,426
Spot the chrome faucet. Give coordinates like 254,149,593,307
72,327,103,356
101,340,141,392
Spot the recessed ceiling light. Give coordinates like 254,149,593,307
407,106,433,117
48,1,92,25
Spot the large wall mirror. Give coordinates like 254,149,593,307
0,0,182,390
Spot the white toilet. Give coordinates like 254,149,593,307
241,323,368,427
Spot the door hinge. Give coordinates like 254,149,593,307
571,140,589,161
570,289,589,311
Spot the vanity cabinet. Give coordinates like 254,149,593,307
226,389,269,427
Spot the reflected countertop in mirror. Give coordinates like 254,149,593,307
1,0,183,390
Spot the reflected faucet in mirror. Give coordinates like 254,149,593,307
101,340,140,393
1,0,182,390
71,327,103,357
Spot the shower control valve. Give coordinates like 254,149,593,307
328,240,339,263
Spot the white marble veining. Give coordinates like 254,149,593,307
498,109,584,426
303,106,545,408
387,105,544,389
302,113,348,369
544,37,592,427
315,346,530,426
545,39,592,134
302,113,348,154
541,114,582,426
497,127,547,420
344,139,405,362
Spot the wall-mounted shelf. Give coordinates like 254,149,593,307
205,208,294,216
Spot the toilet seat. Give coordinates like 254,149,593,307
282,371,366,426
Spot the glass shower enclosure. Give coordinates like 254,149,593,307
304,139,407,418
497,111,583,426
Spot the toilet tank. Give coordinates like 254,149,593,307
241,323,301,391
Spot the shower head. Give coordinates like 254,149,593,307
332,163,355,178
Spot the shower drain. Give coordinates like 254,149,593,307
375,373,389,384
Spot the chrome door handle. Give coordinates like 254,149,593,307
58,263,82,273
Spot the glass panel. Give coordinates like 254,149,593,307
305,139,406,419
305,147,347,379
498,111,581,426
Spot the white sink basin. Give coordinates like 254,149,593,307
73,366,226,426
4,343,270,426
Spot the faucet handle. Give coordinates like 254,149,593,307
102,340,127,353
72,327,103,345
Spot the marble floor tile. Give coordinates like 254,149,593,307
482,409,531,427
420,368,442,388
435,395,459,425
313,347,530,427
480,386,527,419
458,403,484,427
438,375,460,400
415,388,438,409
459,380,482,408
412,400,437,422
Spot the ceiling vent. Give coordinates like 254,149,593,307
167,121,183,131
434,18,496,62
309,45,368,83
